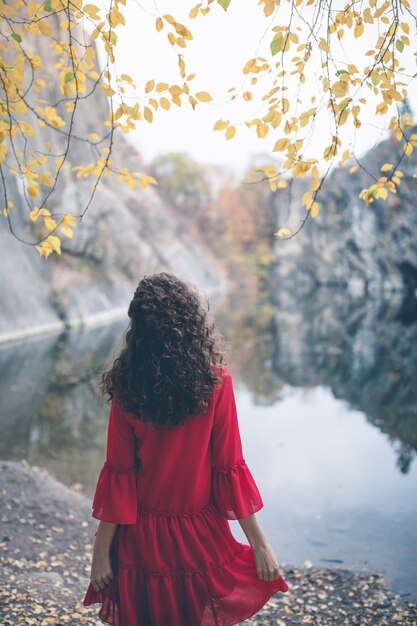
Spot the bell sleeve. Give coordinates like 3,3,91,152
91,395,139,525
211,367,264,520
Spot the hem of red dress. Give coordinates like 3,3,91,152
83,582,289,626
82,599,116,626
227,583,288,626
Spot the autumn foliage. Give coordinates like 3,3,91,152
1,0,416,256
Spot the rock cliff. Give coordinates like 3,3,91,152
272,127,417,295
0,16,225,343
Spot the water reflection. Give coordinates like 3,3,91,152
0,322,126,492
216,287,417,474
1,288,417,478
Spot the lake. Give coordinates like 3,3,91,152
0,287,416,599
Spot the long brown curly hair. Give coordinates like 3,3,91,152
100,272,226,427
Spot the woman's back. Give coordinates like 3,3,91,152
93,365,264,519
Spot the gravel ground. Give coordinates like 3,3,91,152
1,460,416,626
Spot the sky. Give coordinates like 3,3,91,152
93,0,417,178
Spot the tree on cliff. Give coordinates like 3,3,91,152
0,0,416,256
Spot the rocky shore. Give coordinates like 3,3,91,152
1,460,416,626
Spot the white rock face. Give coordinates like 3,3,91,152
0,22,226,342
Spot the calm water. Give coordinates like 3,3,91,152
0,288,416,599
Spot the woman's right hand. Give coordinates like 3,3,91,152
252,542,281,581
90,545,114,592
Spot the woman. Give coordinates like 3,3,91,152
83,272,289,626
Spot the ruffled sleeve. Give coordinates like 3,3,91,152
91,395,139,524
211,367,264,520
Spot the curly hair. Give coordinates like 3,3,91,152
100,272,227,427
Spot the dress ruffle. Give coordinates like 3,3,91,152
212,459,264,520
92,461,139,525
83,502,289,626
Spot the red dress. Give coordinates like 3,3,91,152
82,366,289,626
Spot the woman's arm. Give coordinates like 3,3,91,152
90,521,118,592
95,520,118,548
210,370,281,582
238,513,281,582
88,398,139,592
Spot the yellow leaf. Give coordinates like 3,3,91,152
159,97,170,110
0,5,16,17
155,17,163,31
30,207,40,222
189,5,199,18
83,3,101,19
144,106,153,123
195,91,212,102
36,242,53,258
302,190,313,207
137,173,157,188
354,22,364,37
380,163,393,171
109,7,125,27
225,126,236,140
61,224,74,238
30,206,50,222
273,137,291,152
310,201,320,217
0,143,7,165
256,124,268,139
62,213,77,227
169,85,183,96
44,215,57,230
318,38,329,52
271,111,282,129
275,228,291,237
214,119,229,131
332,81,349,98
145,80,154,93
46,234,61,254
404,142,413,156
263,165,277,178
28,185,39,198
349,165,359,173
38,20,53,36
374,1,390,18
100,84,115,97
